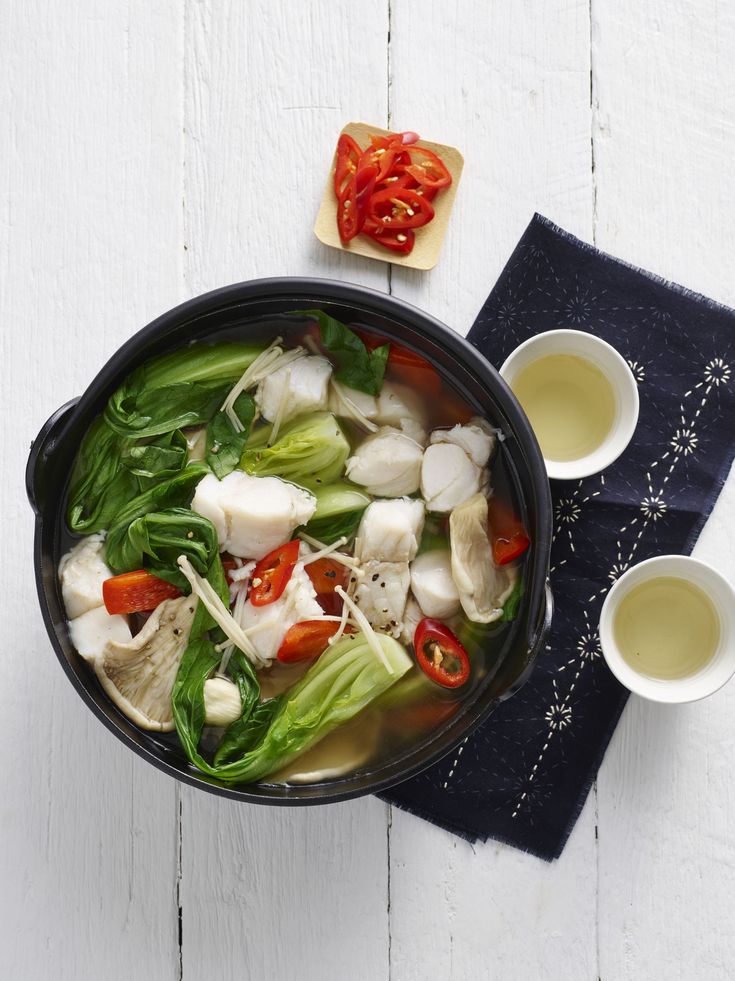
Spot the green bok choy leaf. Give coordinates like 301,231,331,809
205,391,256,479
105,342,263,439
240,411,350,489
111,507,220,591
120,429,189,490
172,631,412,784
304,481,371,543
105,463,209,573
66,417,138,534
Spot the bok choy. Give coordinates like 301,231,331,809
205,391,256,479
105,342,264,439
240,411,350,489
67,417,137,534
305,482,371,543
112,508,220,590
172,631,412,784
105,463,210,573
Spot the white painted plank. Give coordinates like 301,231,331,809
593,3,735,978
0,1,183,978
180,4,391,979
387,3,598,979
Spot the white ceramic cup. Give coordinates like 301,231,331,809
599,555,735,703
499,329,639,480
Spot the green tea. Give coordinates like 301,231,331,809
614,576,720,680
511,353,616,462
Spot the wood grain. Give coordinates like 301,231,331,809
179,4,392,979
3,0,735,977
593,2,735,978
387,3,598,977
0,1,183,978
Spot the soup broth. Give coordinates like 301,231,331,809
58,312,529,787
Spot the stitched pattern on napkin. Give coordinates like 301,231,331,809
380,214,735,860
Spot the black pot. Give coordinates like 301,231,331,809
27,278,553,805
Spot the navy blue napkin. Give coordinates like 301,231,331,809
380,214,735,860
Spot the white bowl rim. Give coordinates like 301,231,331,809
598,554,735,704
499,328,640,481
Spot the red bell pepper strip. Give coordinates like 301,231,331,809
277,620,355,663
249,540,300,607
488,498,531,565
103,570,182,615
306,558,350,616
413,618,471,689
306,557,349,595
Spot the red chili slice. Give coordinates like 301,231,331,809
488,499,531,565
368,185,435,230
363,219,415,254
337,162,379,243
404,146,452,189
413,618,471,689
277,620,355,663
334,133,362,197
102,570,182,615
249,540,300,607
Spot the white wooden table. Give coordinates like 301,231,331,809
4,2,735,978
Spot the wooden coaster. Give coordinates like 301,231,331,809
314,121,464,271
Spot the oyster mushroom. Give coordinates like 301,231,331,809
94,595,197,731
449,493,516,623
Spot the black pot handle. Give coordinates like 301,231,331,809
527,580,553,657
26,398,80,516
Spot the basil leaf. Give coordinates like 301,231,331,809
206,392,256,479
67,417,138,534
293,309,389,395
105,463,209,572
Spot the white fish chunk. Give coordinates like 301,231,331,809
449,493,516,623
354,560,410,637
400,595,425,647
430,416,496,467
58,534,114,620
68,605,132,663
376,381,427,430
256,355,332,424
345,427,424,497
238,563,323,664
355,498,425,563
328,383,378,420
420,442,482,513
191,471,316,560
409,550,460,619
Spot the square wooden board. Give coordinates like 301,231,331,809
314,121,464,271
